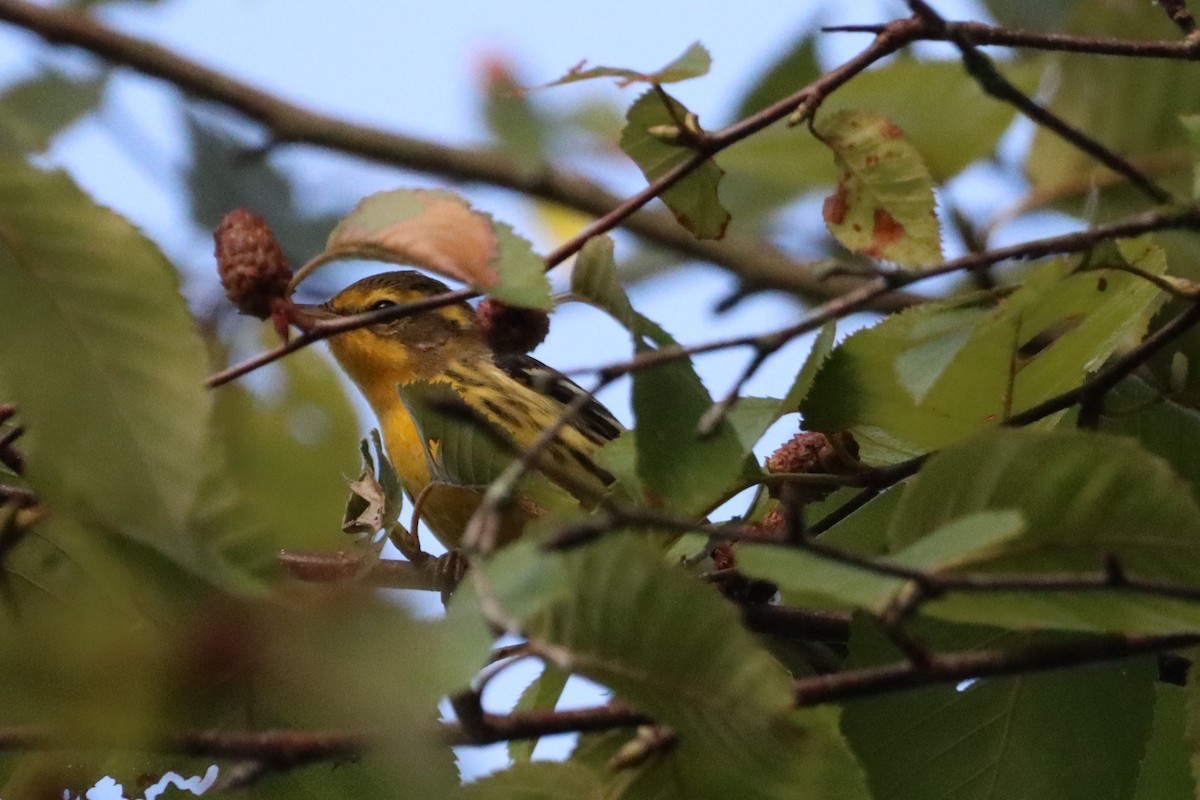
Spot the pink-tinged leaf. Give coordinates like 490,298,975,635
620,90,730,240
324,188,550,308
815,109,942,268
542,41,711,89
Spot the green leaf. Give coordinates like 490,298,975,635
720,58,1039,220
571,236,748,512
814,109,942,267
842,619,1156,800
620,89,730,240
0,158,265,589
325,188,551,309
777,321,837,418
507,664,570,763
213,333,360,549
1181,114,1200,200
466,761,603,800
543,41,711,88
484,535,808,800
892,429,1200,633
1133,685,1194,800
484,59,549,172
733,33,820,120
737,509,1024,613
1100,375,1200,508
803,250,1167,463
0,72,106,154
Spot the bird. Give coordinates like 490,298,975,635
295,270,622,551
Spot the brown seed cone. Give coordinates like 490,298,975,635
477,298,550,354
214,209,292,319
764,430,860,505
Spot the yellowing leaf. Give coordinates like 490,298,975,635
543,41,711,89
323,188,551,309
815,109,942,267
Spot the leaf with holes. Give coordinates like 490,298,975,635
815,109,941,267
621,90,730,239
323,188,550,309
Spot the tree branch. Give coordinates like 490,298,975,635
0,0,921,309
278,549,454,593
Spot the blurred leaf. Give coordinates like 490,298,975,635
483,535,818,800
1099,375,1200,508
324,188,551,309
982,0,1074,30
482,57,550,172
507,664,569,763
620,89,730,239
733,33,820,121
892,429,1200,633
842,619,1155,800
1024,5,1197,218
0,71,106,153
1181,114,1200,199
342,430,405,536
803,245,1167,463
185,113,341,268
1133,684,1194,800
0,158,267,590
543,41,710,88
814,109,942,267
466,761,603,799
213,333,360,550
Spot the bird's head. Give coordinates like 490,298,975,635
295,270,481,393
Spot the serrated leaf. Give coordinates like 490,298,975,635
892,429,1200,633
777,321,837,418
466,761,603,800
842,619,1156,800
324,188,551,309
543,41,710,88
620,90,730,240
814,109,941,267
721,59,1041,220
737,509,1024,613
483,535,813,800
0,158,266,589
1100,376,1200,507
803,247,1168,463
570,236,747,511
0,72,106,153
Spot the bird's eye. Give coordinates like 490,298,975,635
369,300,397,312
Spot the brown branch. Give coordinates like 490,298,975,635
907,0,1174,204
824,19,1200,58
0,725,363,767
278,549,452,593
442,701,650,746
0,0,922,309
793,633,1200,705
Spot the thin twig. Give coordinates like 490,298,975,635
824,18,1200,58
908,0,1173,204
1157,0,1198,36
277,549,452,593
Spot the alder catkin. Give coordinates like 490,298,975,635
476,298,550,354
214,209,292,319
